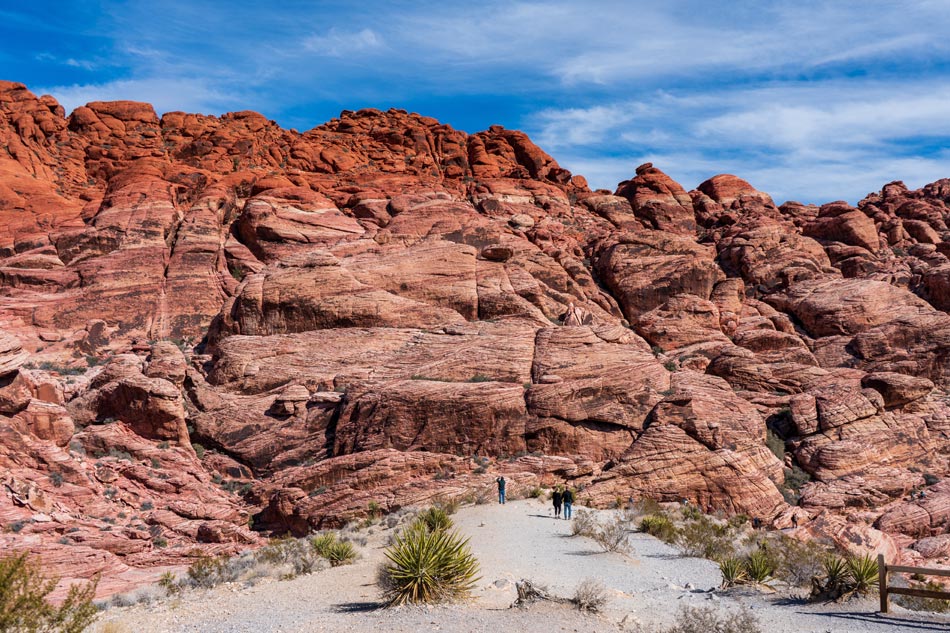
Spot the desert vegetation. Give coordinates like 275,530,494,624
0,552,98,632
379,506,480,606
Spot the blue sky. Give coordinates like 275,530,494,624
3,1,950,203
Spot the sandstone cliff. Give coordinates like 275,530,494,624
1,80,949,596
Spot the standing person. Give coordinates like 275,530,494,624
562,487,574,520
496,476,506,504
552,487,563,518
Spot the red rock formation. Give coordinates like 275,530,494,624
2,80,950,594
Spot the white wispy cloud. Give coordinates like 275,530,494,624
38,77,246,116
303,28,383,57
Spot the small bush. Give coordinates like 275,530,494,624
719,557,748,588
185,555,233,589
324,540,357,567
415,506,453,533
591,515,630,553
571,578,607,612
434,496,461,515
50,472,64,488
675,517,734,560
192,444,205,459
571,509,597,537
771,536,829,587
381,524,480,606
529,486,545,499
639,514,678,543
765,428,785,461
744,549,775,585
157,571,180,596
846,554,878,595
680,504,702,521
661,605,761,633
664,360,678,372
0,552,98,633
781,465,811,505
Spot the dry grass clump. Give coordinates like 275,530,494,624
571,510,631,553
571,578,607,612
0,552,98,633
660,605,761,633
570,509,597,537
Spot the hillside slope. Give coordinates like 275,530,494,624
1,80,949,595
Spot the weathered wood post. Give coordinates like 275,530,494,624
878,554,888,614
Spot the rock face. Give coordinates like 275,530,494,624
2,80,950,595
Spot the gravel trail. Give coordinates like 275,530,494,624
93,499,950,632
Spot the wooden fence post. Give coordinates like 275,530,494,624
878,554,888,614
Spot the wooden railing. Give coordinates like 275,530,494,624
878,554,950,613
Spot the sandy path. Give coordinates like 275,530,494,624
94,499,950,632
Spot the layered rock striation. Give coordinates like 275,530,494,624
1,80,950,594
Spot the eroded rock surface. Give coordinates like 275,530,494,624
2,81,950,595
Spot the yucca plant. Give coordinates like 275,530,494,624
719,556,749,588
310,533,337,557
822,555,849,592
744,549,775,585
810,554,850,601
381,524,480,606
415,506,453,533
323,540,357,567
846,554,879,595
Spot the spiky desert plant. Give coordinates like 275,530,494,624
744,549,775,585
310,533,337,557
719,556,749,588
846,554,879,595
415,506,453,533
381,524,480,606
822,555,849,592
323,540,357,567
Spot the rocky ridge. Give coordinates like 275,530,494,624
1,80,949,596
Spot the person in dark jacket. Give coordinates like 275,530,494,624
496,476,506,504
562,487,575,519
552,487,563,518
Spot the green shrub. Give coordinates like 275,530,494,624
771,536,829,587
675,517,734,560
639,514,678,543
0,552,98,633
719,557,748,588
846,554,878,595
414,507,453,533
185,555,229,589
381,524,480,606
323,540,357,567
680,504,702,521
765,428,785,461
744,549,775,585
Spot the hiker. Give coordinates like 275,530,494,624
496,476,506,504
552,487,563,518
791,514,799,529
562,487,574,520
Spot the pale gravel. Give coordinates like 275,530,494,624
93,499,950,632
